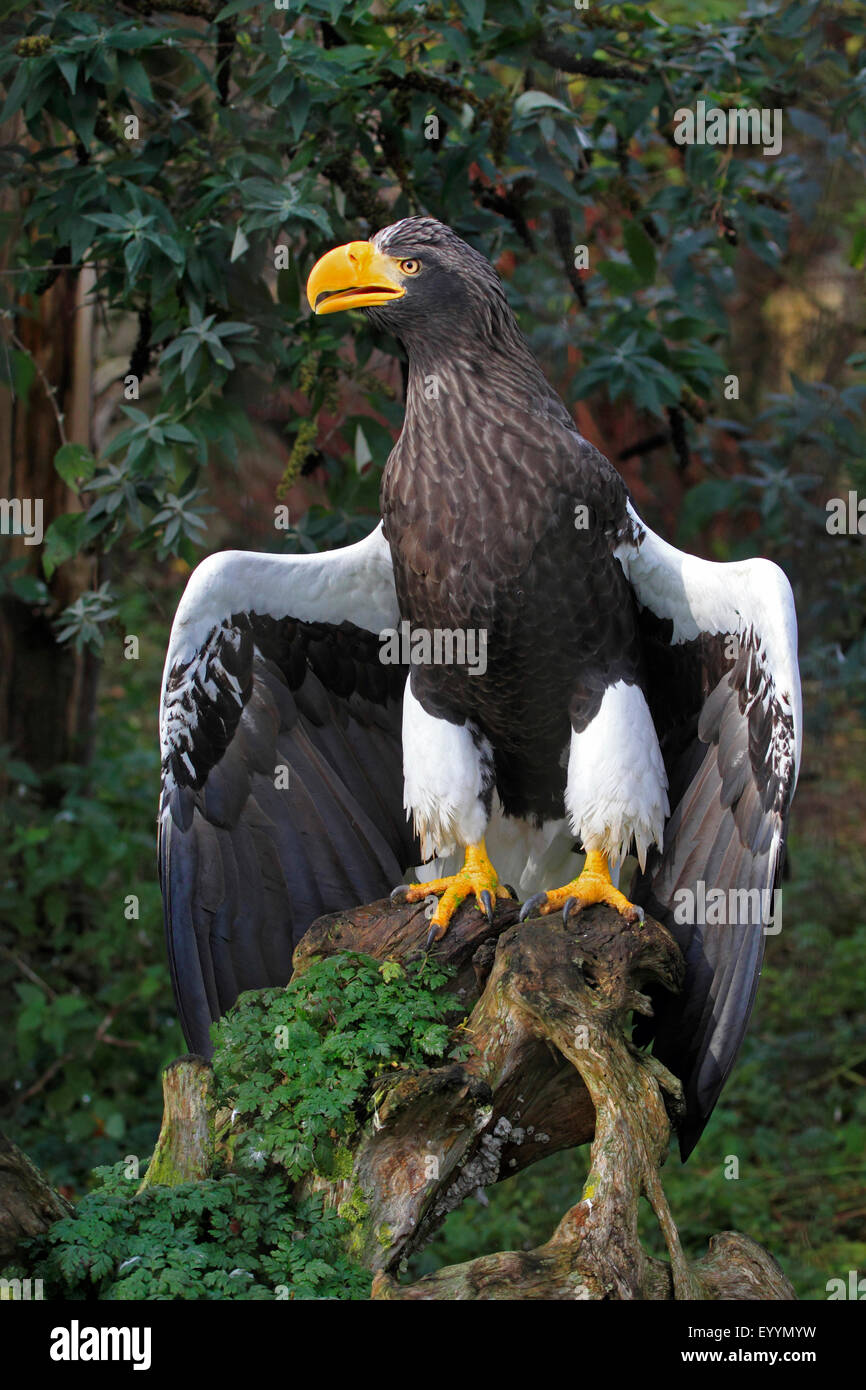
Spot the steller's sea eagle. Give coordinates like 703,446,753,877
159,218,801,1157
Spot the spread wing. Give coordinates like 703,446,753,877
618,504,802,1157
158,524,420,1055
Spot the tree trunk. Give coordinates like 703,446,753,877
0,111,98,786
137,1055,214,1191
141,896,796,1301
0,1131,73,1265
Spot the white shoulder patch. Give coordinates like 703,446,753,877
160,523,398,711
617,502,802,783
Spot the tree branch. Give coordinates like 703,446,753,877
0,1131,73,1264
533,39,650,86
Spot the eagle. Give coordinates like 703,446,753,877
158,217,801,1158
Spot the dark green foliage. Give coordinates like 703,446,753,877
0,595,182,1190
211,952,463,1179
11,951,462,1299
2,0,865,647
20,1168,370,1301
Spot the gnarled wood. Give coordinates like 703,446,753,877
0,1130,73,1264
294,895,794,1300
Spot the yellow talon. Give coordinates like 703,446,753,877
394,839,509,942
519,850,645,926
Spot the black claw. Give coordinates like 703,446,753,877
561,896,578,925
519,891,548,923
426,923,440,949
390,884,413,903
480,889,495,925
504,883,518,900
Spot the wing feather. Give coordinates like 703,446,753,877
620,504,801,1156
158,525,420,1055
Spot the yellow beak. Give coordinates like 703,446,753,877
306,241,406,315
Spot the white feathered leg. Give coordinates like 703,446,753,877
521,680,668,925
401,677,493,859
396,678,508,939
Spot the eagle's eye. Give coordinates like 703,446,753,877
399,258,422,275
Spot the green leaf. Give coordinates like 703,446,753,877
42,513,93,580
162,423,197,444
230,224,249,263
463,0,486,33
597,260,641,294
287,81,311,142
787,107,827,140
677,478,747,543
148,232,186,267
124,238,148,278
277,267,299,311
105,26,169,50
54,444,97,492
623,221,657,285
117,55,153,103
0,63,31,123
9,349,36,403
66,88,97,148
513,90,571,118
55,54,79,95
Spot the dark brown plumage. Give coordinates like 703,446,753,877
375,220,645,821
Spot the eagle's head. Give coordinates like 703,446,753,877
306,217,514,354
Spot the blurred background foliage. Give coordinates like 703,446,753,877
0,0,864,1300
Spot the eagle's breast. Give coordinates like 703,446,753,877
380,381,643,820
